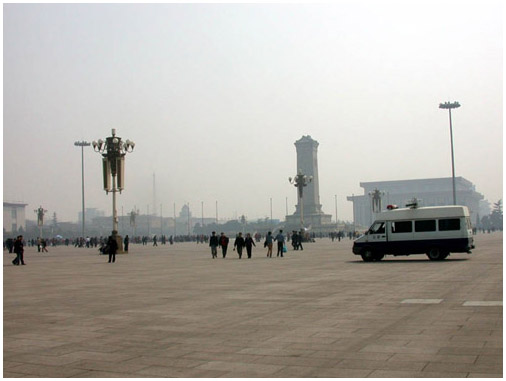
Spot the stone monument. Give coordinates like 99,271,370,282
285,135,333,231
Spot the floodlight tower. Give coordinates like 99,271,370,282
74,140,90,238
439,101,461,205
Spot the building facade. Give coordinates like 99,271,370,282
347,177,484,229
3,202,28,234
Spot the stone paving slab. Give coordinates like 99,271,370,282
4,232,502,377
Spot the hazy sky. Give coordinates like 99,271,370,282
3,2,503,224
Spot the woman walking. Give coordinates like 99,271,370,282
264,231,274,258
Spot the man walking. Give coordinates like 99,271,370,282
244,233,256,259
107,236,118,263
13,235,25,265
209,231,219,259
275,230,285,257
234,232,245,259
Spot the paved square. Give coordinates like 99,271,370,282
4,233,502,377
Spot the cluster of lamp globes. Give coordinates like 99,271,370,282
92,129,135,154
289,171,313,198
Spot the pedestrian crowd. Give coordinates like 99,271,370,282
209,230,294,259
4,229,362,266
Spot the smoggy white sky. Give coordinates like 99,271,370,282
3,1,503,224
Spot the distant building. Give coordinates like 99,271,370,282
347,177,484,229
78,208,105,226
3,202,28,234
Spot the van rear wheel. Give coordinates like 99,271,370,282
427,247,448,261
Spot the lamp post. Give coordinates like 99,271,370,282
270,197,273,230
369,188,385,225
34,206,47,239
92,129,135,250
289,170,312,229
74,141,90,239
130,208,138,237
335,194,338,230
439,101,461,205
369,188,385,213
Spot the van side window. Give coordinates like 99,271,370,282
439,218,460,231
391,221,412,233
415,220,436,232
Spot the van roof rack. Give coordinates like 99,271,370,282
406,198,420,209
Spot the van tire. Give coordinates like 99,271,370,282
361,249,375,262
427,247,447,261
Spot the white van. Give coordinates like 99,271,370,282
352,205,474,261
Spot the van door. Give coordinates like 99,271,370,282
361,221,388,260
367,221,387,243
388,220,414,254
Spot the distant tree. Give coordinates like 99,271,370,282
490,199,503,230
222,219,242,233
481,215,491,231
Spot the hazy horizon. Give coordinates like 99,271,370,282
3,2,503,224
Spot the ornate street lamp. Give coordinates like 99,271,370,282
289,170,312,229
74,140,90,238
369,188,385,214
439,101,461,205
130,208,138,237
92,129,135,250
34,206,47,239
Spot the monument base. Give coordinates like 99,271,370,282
285,213,334,233
113,233,126,254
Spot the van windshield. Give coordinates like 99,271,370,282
368,221,385,234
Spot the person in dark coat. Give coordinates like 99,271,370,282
13,235,25,265
244,233,256,259
6,238,14,253
123,235,129,252
209,231,219,259
233,233,245,259
107,236,118,263
297,231,304,251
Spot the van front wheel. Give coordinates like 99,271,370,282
374,254,384,261
361,249,375,262
427,247,447,261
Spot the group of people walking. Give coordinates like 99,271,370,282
209,230,287,259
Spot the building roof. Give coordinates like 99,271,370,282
3,202,28,207
360,176,472,187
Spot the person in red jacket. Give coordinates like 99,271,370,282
219,232,229,258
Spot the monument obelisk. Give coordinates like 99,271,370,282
286,135,333,231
